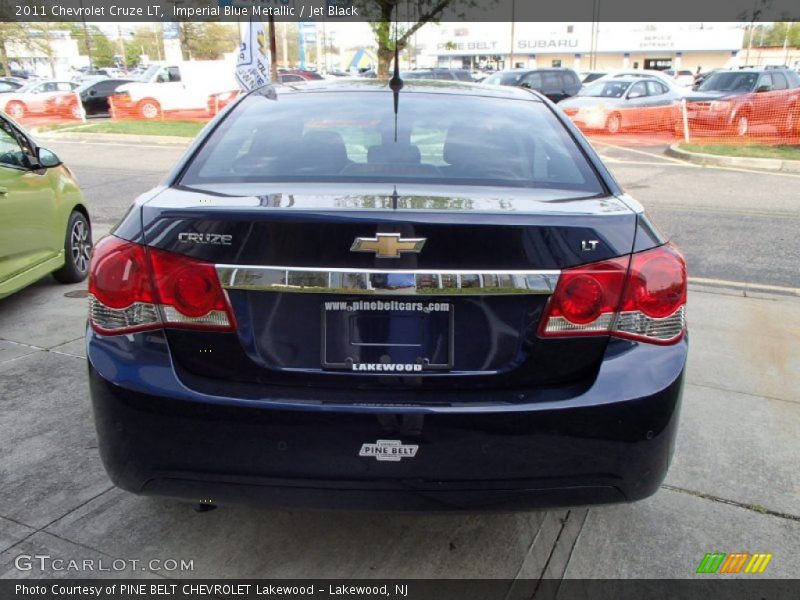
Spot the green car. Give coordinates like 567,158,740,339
0,113,91,298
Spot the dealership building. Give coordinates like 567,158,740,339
416,23,746,73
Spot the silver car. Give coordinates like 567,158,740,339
558,77,682,134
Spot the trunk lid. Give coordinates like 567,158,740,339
137,184,638,394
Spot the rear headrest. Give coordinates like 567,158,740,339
443,125,504,167
299,130,349,163
367,143,421,164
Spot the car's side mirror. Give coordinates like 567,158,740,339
89,89,97,96
756,84,771,93
520,82,532,89
36,147,61,168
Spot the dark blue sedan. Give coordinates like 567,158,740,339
86,80,687,511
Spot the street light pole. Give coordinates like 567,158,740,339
509,0,516,69
783,22,793,66
79,0,93,70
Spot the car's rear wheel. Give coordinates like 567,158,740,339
5,101,25,119
605,112,621,134
138,99,161,120
734,113,749,137
780,105,798,135
53,211,92,283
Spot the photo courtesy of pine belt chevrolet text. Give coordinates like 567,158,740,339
85,79,688,511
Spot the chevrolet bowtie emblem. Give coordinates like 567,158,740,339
350,233,426,259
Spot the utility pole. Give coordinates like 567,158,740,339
783,22,793,66
79,0,93,70
509,0,516,69
117,24,127,67
281,22,289,67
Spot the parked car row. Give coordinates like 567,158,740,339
1,80,79,119
481,66,800,135
685,68,800,136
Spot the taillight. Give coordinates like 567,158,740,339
88,237,235,335
149,249,236,329
614,244,686,344
540,244,686,345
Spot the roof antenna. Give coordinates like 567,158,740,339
388,12,403,142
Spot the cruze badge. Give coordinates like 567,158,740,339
351,233,426,259
178,232,232,246
359,439,419,462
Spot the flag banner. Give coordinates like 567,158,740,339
235,20,271,92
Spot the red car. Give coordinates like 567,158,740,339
207,71,324,115
207,90,240,115
277,69,324,83
686,69,800,136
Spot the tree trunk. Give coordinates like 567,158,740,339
0,41,10,79
377,47,393,79
268,16,278,82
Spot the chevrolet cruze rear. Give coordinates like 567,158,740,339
87,81,687,510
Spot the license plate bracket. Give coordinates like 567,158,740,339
321,299,454,371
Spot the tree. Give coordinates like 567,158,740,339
0,3,66,77
0,22,30,78
178,22,239,61
3,23,62,78
745,22,800,48
355,0,456,78
124,25,166,67
69,24,116,68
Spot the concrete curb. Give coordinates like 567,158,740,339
666,142,800,173
34,131,192,147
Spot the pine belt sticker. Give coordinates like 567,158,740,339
359,440,419,462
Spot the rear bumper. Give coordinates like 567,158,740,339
87,329,687,511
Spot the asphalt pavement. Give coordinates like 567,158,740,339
0,135,797,581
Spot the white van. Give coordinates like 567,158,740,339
116,61,237,119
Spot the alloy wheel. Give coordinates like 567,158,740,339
70,218,91,274
6,102,24,119
141,102,159,119
736,115,749,137
606,113,621,134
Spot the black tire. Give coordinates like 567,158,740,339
605,112,622,134
5,101,25,119
53,211,92,284
733,113,749,137
780,105,798,135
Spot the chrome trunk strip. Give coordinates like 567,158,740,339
216,265,560,296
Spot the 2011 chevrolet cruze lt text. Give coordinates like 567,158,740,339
86,80,687,511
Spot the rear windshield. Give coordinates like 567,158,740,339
483,71,524,86
181,90,603,193
579,81,631,98
698,72,757,92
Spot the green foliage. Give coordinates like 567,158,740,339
355,0,479,77
124,25,165,67
69,24,116,68
179,22,239,60
744,22,800,49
